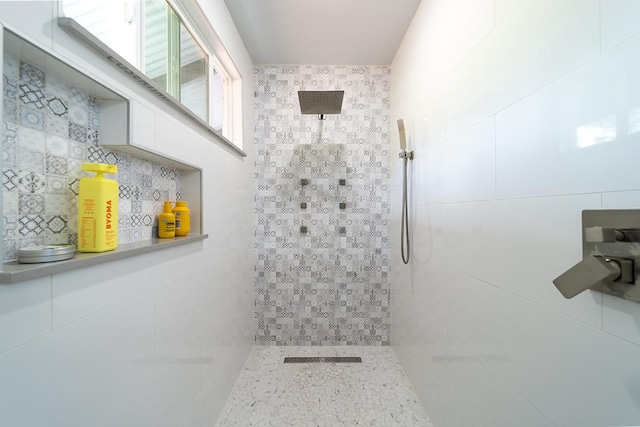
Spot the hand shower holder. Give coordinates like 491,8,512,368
553,210,640,303
399,150,414,159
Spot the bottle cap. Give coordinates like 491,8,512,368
163,201,173,213
82,163,117,174
176,201,187,207
18,244,76,264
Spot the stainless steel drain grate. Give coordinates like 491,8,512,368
284,357,362,363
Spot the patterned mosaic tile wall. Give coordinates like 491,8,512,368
2,53,182,261
254,65,391,346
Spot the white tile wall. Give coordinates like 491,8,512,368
0,2,254,426
391,0,640,426
0,277,51,354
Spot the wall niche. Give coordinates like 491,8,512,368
1,24,204,281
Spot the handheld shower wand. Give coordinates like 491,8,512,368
397,119,413,265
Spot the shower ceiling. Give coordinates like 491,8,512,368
223,0,421,65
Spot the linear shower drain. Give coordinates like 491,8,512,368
284,357,362,363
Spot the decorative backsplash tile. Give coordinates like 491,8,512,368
254,65,391,346
2,53,182,261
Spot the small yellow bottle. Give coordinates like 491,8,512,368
158,201,176,238
78,163,118,252
172,201,191,236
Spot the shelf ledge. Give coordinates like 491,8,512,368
0,234,208,284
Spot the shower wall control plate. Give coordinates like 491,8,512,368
583,209,640,303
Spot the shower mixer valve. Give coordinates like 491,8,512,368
553,210,640,304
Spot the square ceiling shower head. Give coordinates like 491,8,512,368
298,90,344,118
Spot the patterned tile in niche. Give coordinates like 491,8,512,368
3,192,18,215
69,87,88,107
3,216,18,239
17,171,45,193
19,62,45,89
88,96,99,114
47,97,68,117
4,239,18,262
4,99,17,122
46,175,67,194
104,152,118,166
19,84,46,109
19,193,45,214
3,74,18,98
87,146,105,163
45,74,68,101
3,169,18,191
69,122,87,143
45,135,69,157
68,178,80,196
4,122,18,144
45,194,68,214
20,106,45,130
119,185,132,200
68,140,86,160
46,155,67,175
3,144,17,169
19,215,46,236
89,112,99,128
88,130,99,147
69,104,88,126
46,114,69,137
46,215,67,234
142,214,153,227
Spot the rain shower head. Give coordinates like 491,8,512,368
298,90,344,119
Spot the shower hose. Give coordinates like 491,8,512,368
401,155,410,265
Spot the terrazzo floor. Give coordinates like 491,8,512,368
214,346,433,426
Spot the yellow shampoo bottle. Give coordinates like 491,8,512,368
172,201,191,236
158,201,176,238
78,163,118,252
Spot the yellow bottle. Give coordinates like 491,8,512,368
158,201,176,238
172,201,191,236
78,163,118,252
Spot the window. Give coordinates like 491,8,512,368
60,0,238,143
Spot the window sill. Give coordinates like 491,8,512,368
57,17,246,158
0,234,208,284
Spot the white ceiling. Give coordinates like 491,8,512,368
223,0,422,65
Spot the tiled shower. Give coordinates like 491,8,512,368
253,65,391,345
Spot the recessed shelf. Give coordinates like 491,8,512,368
0,234,208,284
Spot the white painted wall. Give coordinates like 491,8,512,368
0,1,254,426
390,0,640,426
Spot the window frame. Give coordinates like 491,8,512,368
58,0,242,149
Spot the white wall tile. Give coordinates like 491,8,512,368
601,0,640,51
0,277,51,355
0,1,55,49
496,34,640,199
440,117,495,203
391,0,494,115
603,190,640,208
411,203,446,265
447,0,600,137
0,289,155,426
103,330,202,427
52,243,203,328
445,195,603,327
493,291,640,427
602,295,640,346
447,331,554,427
495,0,522,23
444,269,498,361
155,268,206,360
